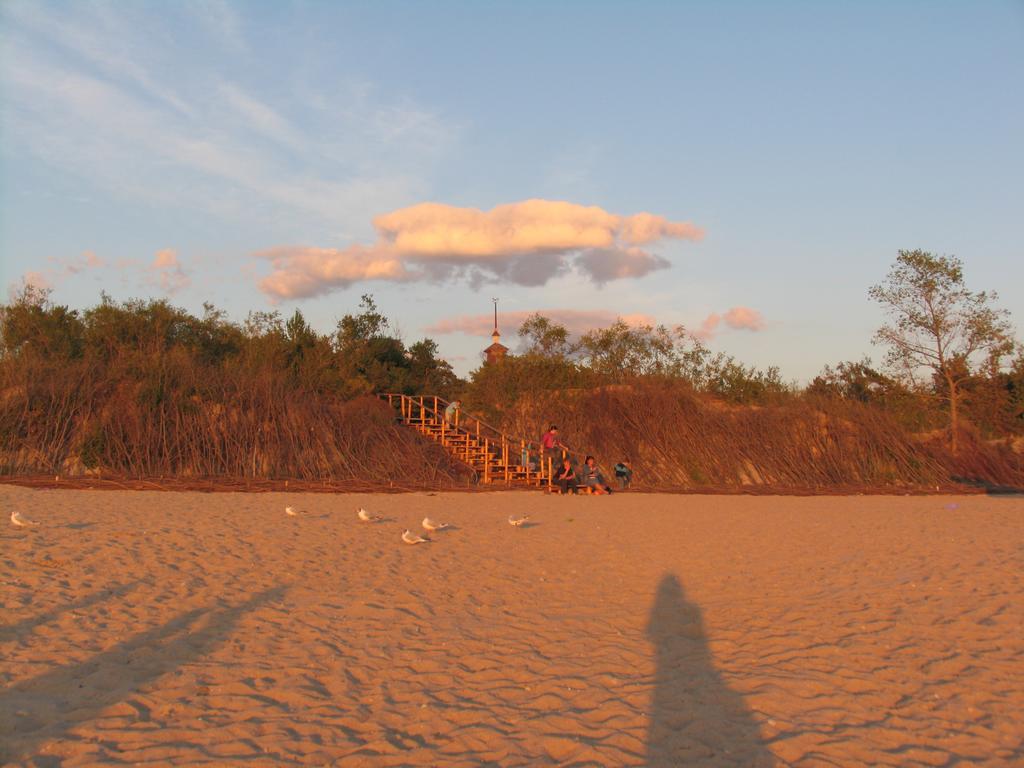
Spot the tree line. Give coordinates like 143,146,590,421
0,249,1021,479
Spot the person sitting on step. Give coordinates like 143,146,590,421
553,457,577,494
581,455,612,495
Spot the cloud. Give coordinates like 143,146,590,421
21,271,53,291
618,212,704,245
9,250,105,293
574,247,671,284
257,245,409,299
63,250,104,274
11,247,194,297
183,0,247,52
694,306,766,340
218,82,304,150
259,199,702,299
1,3,454,235
722,306,765,332
426,309,657,337
150,249,190,294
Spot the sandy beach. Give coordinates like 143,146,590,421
1,486,1022,767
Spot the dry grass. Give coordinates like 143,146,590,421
502,382,1024,492
0,356,472,487
3,358,1021,493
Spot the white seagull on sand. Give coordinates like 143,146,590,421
402,529,430,545
285,506,299,517
11,511,38,527
421,517,449,532
508,515,530,527
357,508,382,522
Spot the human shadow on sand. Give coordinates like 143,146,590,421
0,585,287,765
646,574,775,767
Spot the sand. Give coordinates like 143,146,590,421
1,486,1022,767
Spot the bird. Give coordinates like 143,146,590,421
422,517,449,532
11,511,38,527
508,515,530,527
402,529,430,544
285,506,299,517
357,508,382,522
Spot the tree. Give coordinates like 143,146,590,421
335,294,388,353
0,284,84,359
576,321,709,382
808,357,895,403
406,338,459,397
869,249,1016,453
517,314,575,359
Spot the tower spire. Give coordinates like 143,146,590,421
484,297,508,365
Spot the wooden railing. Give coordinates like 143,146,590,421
378,393,594,486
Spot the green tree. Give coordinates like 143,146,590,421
0,285,84,359
703,354,790,405
576,321,708,382
335,294,389,353
869,249,1017,453
406,338,459,397
517,314,575,359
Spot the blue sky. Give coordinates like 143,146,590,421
2,1,1022,379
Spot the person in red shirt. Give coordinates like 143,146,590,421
540,425,563,456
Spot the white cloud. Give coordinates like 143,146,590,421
0,2,455,237
258,199,703,299
22,271,53,291
218,82,305,151
150,249,190,295
694,306,766,340
258,245,409,300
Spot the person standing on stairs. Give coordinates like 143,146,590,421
540,425,563,458
444,399,461,426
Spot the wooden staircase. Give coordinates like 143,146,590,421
380,393,559,487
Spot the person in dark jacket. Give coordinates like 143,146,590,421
614,460,633,489
553,457,577,494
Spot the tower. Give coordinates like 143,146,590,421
484,298,508,365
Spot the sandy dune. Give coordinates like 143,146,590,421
1,486,1022,766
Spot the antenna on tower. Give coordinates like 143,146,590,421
492,297,499,332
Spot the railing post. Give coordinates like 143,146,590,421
418,396,424,423
483,438,490,483
503,439,509,484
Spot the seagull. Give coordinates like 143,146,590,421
422,517,449,532
11,511,38,527
357,507,382,522
402,529,430,545
508,515,530,527
285,506,299,517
